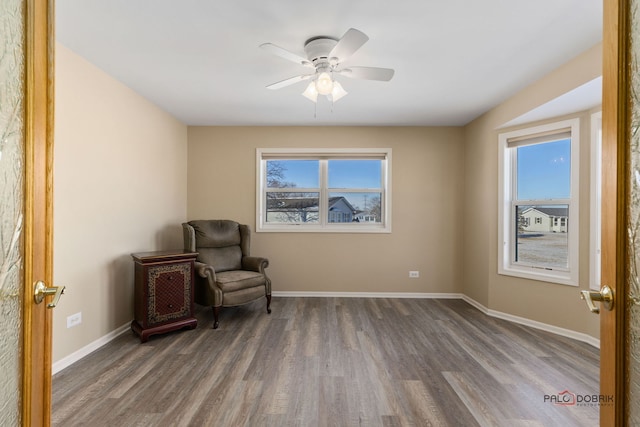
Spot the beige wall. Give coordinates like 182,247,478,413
187,126,464,294
462,43,602,337
53,43,188,362
52,40,604,365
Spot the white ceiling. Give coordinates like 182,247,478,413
55,0,603,126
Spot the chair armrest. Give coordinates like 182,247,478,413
243,256,271,296
194,261,222,306
195,261,217,282
242,256,269,273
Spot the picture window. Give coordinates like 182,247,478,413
256,148,392,233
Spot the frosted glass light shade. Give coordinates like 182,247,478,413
330,81,348,102
302,82,318,103
315,72,334,95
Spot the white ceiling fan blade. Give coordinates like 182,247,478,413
339,67,395,81
260,43,313,67
329,28,369,62
266,74,315,90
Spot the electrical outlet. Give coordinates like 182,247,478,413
67,312,82,328
409,271,420,278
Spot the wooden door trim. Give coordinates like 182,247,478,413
601,0,629,425
22,0,55,425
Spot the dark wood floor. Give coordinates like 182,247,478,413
52,298,599,426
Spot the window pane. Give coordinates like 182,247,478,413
328,160,381,189
265,192,319,223
267,160,319,188
516,139,570,200
328,192,382,223
515,204,569,269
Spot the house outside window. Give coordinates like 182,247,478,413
498,118,580,286
257,148,391,233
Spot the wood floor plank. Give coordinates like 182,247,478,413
443,371,510,427
401,380,447,426
52,298,599,426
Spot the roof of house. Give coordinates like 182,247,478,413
520,207,568,217
267,196,355,212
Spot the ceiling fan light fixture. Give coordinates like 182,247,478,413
330,81,348,102
302,81,318,103
261,28,394,107
315,72,334,95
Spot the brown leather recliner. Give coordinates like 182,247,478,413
182,220,271,329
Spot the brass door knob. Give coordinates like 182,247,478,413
34,281,65,308
580,285,614,314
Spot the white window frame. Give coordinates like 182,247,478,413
590,111,602,290
256,148,392,233
498,118,580,286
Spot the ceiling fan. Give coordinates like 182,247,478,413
260,28,395,103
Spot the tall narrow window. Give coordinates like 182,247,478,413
257,148,391,232
498,119,580,285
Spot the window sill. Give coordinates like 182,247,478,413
257,224,391,233
498,265,578,287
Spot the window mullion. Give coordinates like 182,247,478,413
265,188,320,193
510,148,518,200
514,199,571,205
320,159,328,228
326,187,380,193
380,160,386,223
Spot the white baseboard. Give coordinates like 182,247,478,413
52,322,131,375
460,295,600,349
272,291,463,299
53,292,599,373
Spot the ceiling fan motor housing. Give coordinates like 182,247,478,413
304,37,338,68
261,28,393,96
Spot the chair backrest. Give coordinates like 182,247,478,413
184,220,250,272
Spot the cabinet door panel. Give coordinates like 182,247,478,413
148,263,191,325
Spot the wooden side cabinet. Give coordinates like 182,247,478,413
131,250,198,342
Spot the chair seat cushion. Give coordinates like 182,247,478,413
216,270,266,293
